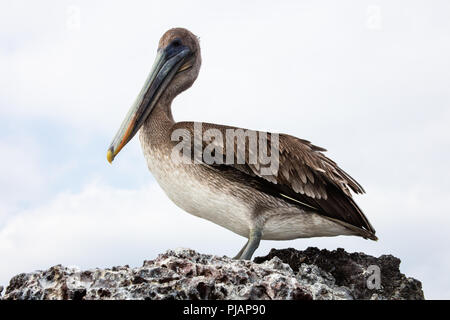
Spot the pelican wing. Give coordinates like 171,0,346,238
171,121,376,237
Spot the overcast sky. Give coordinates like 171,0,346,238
1,0,449,299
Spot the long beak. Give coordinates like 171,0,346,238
107,45,192,163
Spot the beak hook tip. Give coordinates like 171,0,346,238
107,149,114,164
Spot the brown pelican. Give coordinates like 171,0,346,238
107,28,377,260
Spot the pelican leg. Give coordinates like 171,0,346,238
233,240,249,259
239,228,262,260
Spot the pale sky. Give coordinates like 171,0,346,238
1,0,449,299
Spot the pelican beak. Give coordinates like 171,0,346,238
107,44,192,163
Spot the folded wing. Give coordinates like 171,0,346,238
171,121,376,238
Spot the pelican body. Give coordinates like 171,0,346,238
107,28,377,260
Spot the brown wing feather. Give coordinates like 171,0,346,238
171,121,376,237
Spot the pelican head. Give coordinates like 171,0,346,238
107,28,201,163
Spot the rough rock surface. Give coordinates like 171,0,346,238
254,247,424,300
1,247,424,300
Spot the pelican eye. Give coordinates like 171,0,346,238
172,39,182,47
